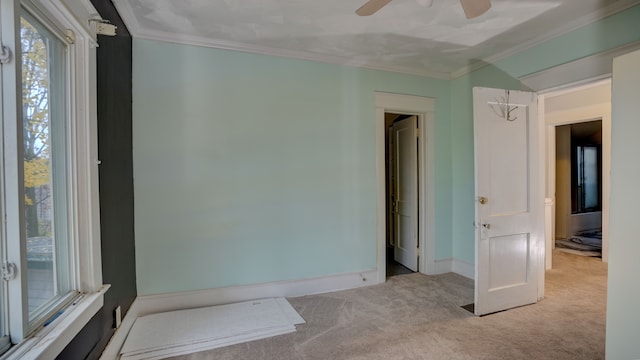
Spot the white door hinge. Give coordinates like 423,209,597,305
415,128,420,137
0,44,12,64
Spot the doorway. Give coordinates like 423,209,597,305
554,120,603,258
374,92,436,283
385,113,419,277
542,79,611,268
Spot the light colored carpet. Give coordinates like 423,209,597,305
168,250,607,360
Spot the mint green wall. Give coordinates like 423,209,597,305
494,5,640,79
132,39,452,295
449,5,640,264
132,4,640,293
606,49,640,360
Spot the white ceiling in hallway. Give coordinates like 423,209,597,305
113,0,640,78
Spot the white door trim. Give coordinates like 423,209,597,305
540,79,611,267
375,92,435,281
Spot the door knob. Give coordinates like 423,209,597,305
478,196,488,205
482,223,491,229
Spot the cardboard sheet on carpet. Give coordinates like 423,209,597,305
120,297,304,360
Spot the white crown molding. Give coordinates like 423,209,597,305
112,0,449,79
520,40,640,92
450,1,640,79
537,77,611,98
113,0,638,81
112,0,448,79
111,0,141,34
135,28,452,80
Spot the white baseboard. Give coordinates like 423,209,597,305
425,258,474,280
452,259,475,280
99,269,379,359
136,269,380,316
429,258,453,275
98,262,476,359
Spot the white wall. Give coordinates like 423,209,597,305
606,49,640,359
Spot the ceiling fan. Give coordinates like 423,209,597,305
356,0,492,19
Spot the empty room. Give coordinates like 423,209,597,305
0,0,639,359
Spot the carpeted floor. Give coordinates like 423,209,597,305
168,250,607,360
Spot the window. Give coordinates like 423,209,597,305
573,145,600,213
570,121,603,214
21,8,74,325
0,0,104,356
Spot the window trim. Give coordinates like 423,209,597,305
0,285,108,360
0,0,105,354
20,6,76,331
572,143,602,214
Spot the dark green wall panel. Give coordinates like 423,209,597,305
56,1,135,359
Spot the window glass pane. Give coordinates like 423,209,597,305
21,11,72,320
574,145,584,212
583,146,598,209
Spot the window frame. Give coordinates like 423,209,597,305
0,0,105,356
571,142,602,214
573,144,601,213
20,5,76,329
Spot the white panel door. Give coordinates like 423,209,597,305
392,116,418,271
473,87,543,316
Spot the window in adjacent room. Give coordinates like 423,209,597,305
571,121,602,214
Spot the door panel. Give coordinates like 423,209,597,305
474,87,542,316
488,233,529,290
393,116,418,271
486,109,530,215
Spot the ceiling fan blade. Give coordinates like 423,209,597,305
459,0,491,19
356,0,392,16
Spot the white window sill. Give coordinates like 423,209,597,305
1,284,110,360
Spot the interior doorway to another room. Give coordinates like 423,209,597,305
375,92,435,283
385,113,419,278
554,120,603,258
543,79,611,268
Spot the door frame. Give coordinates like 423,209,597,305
375,92,435,282
518,43,639,301
539,78,611,270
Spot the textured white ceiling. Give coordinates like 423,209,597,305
113,0,640,78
